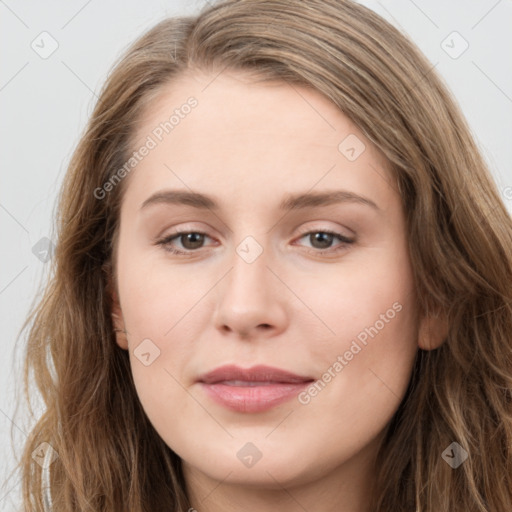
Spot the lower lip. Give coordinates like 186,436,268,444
199,382,311,413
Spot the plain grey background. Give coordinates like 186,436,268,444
1,0,511,509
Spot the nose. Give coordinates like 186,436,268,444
212,243,288,340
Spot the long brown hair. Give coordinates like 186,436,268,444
10,0,512,510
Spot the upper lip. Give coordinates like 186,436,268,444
198,364,314,384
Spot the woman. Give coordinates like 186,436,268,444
12,0,512,510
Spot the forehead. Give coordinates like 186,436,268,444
122,69,396,213
135,69,365,151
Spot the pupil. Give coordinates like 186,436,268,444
183,233,203,249
312,232,333,249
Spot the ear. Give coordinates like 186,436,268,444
417,308,449,350
106,271,129,351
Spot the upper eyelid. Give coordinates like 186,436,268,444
295,224,354,239
162,220,354,237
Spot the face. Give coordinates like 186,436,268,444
111,69,430,493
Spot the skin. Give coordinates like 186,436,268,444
111,69,447,512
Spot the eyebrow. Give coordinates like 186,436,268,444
140,189,379,212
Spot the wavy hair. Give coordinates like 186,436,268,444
10,0,512,510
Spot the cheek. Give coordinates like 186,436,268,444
300,247,418,426
300,237,416,373
118,247,205,343
119,275,204,448
115,252,204,409
315,248,415,351
283,262,417,476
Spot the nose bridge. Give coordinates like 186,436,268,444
226,234,272,304
213,232,287,336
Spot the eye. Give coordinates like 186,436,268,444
155,228,355,257
156,230,214,255
294,229,354,255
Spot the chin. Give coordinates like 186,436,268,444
180,439,322,489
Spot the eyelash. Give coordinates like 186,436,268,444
155,228,354,257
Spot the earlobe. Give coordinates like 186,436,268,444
112,311,129,351
418,310,449,350
109,282,129,351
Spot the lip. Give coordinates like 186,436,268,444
197,364,314,413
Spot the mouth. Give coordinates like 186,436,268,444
197,364,315,413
